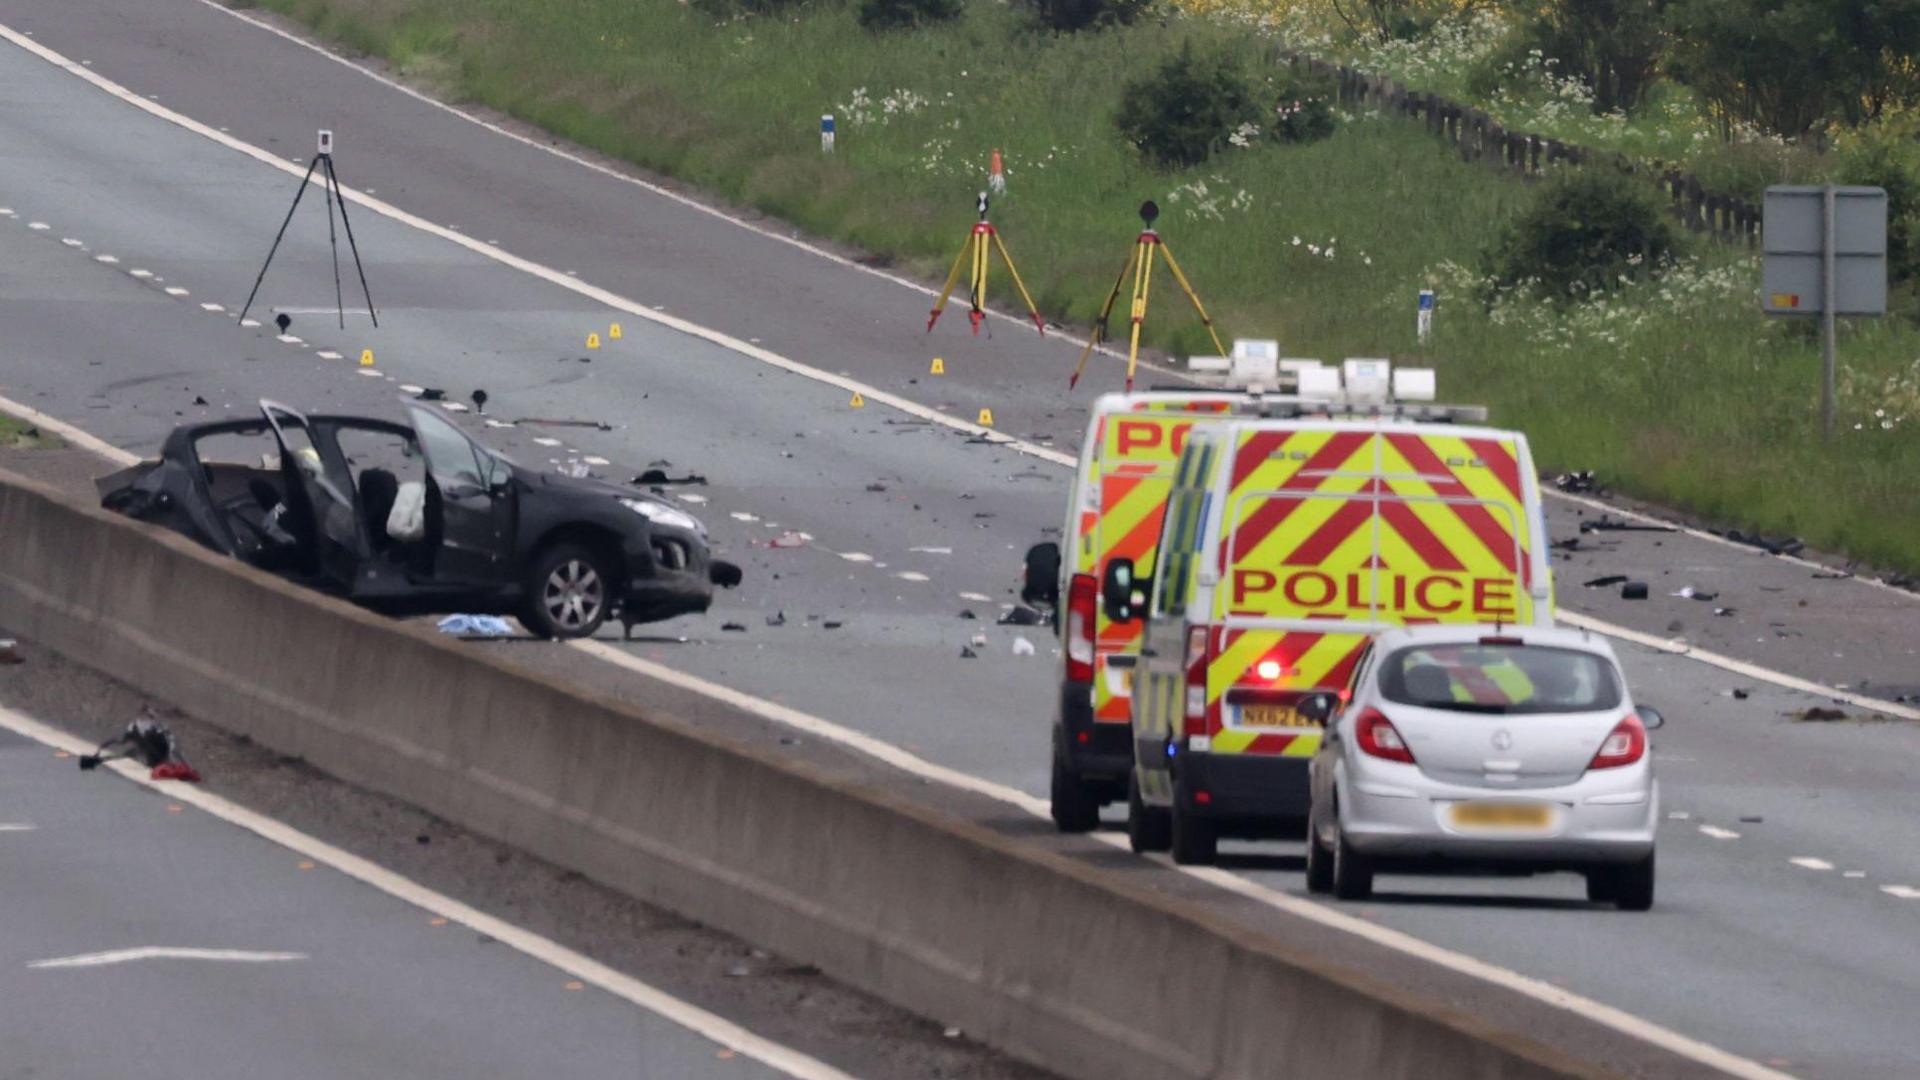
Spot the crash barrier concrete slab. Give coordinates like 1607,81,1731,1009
0,468,1615,1080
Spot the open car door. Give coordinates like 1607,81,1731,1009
260,400,367,591
405,405,514,586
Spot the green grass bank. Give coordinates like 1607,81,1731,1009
243,0,1919,574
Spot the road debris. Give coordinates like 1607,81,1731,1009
1583,575,1628,589
415,387,446,401
1811,570,1849,581
1620,581,1649,600
722,622,747,632
1552,470,1599,493
957,609,977,620
1670,586,1719,601
1726,688,1751,700
997,605,1044,627
766,611,787,627
959,645,977,659
0,639,20,666
471,389,489,413
514,417,613,431
1720,529,1803,557
437,614,516,638
1580,515,1676,534
969,632,988,648
633,469,708,486
1796,707,1847,722
766,531,809,549
1011,637,1036,657
1714,607,1736,617
822,620,844,630
78,708,202,782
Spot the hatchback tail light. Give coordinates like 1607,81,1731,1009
1588,714,1647,770
1354,707,1415,764
1065,574,1097,683
1182,625,1212,738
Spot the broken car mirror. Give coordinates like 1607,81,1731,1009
1022,541,1061,608
1297,693,1337,726
709,560,743,589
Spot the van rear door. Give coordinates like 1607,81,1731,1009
1204,425,1540,756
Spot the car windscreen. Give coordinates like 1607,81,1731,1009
1379,643,1623,715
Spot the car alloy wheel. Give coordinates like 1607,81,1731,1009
543,558,605,632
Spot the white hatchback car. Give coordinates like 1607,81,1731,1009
1304,625,1662,910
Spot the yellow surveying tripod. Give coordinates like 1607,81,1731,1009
928,193,1046,337
1069,201,1226,391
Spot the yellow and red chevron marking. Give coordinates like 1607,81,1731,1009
1218,429,1537,625
1205,629,1370,756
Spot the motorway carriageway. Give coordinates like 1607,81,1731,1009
0,1,1918,1075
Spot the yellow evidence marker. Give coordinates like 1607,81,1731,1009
977,407,994,427
359,349,375,367
586,333,601,350
610,322,624,340
930,357,946,375
850,392,866,408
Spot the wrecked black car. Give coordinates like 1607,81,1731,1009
98,400,740,639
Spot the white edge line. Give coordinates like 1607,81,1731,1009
30,947,307,969
1557,611,1920,722
1545,487,1918,601
184,0,1193,387
571,642,1791,1080
0,19,1072,472
0,703,854,1080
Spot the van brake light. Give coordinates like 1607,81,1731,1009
1066,574,1097,682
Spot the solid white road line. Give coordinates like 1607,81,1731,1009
1557,611,1920,722
571,642,1791,1080
0,704,854,1080
30,947,306,969
0,20,1072,471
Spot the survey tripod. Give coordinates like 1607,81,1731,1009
238,130,378,330
927,193,1045,337
1069,201,1225,391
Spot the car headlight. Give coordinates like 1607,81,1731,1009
619,497,700,533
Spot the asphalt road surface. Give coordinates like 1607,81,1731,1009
1,2,1918,1076
0,715,808,1080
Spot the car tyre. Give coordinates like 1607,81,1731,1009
1127,774,1171,854
1584,870,1617,904
520,542,613,640
1610,851,1656,912
1049,747,1101,834
1305,804,1335,894
1330,808,1374,901
1170,802,1217,866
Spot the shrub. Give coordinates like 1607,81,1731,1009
691,0,812,18
1838,117,1920,285
1486,168,1679,300
858,0,962,29
1024,0,1148,33
1267,69,1337,145
1116,44,1261,169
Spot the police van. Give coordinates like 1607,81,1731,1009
1028,343,1305,832
1102,359,1556,863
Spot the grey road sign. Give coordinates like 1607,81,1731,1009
1763,186,1886,316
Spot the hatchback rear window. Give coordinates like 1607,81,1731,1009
1379,644,1622,714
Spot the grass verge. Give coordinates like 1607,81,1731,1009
245,0,1919,574
0,415,60,451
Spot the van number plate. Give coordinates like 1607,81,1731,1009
1237,704,1313,729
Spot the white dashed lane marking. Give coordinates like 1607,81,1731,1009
1699,825,1741,840
1789,857,1833,871
1880,886,1920,900
29,947,307,970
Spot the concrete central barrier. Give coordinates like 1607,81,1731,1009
0,468,1613,1080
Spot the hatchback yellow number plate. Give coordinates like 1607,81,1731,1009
1238,704,1313,729
1450,802,1552,829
